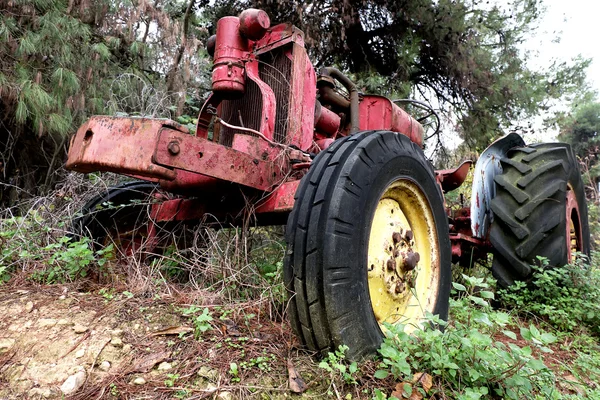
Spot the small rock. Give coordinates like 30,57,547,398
134,324,140,330
110,337,123,348
38,319,57,327
57,319,72,326
75,349,85,359
197,366,219,381
28,387,52,398
25,301,34,313
59,295,66,300
132,377,146,385
157,362,172,371
99,361,111,372
122,344,132,353
73,324,88,334
111,329,124,337
0,338,15,353
24,321,33,329
218,391,233,400
60,370,86,395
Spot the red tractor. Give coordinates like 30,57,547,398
66,9,590,359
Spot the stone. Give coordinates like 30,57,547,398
75,349,85,359
197,366,218,381
110,337,123,347
25,301,34,313
157,362,172,371
218,391,233,400
60,370,86,395
0,338,15,353
38,319,57,327
122,344,132,353
73,324,88,334
28,387,52,398
57,319,72,326
99,361,111,372
132,377,146,385
111,329,124,337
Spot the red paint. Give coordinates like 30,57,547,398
212,16,248,94
315,102,341,137
239,9,270,40
358,95,424,147
436,160,472,193
66,8,457,239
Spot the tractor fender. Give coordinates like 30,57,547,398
470,132,526,239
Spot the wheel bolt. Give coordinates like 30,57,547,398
395,281,405,294
386,258,396,271
403,251,420,271
168,141,180,155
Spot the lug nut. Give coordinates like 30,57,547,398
167,141,180,155
395,281,405,294
403,251,420,271
386,258,396,271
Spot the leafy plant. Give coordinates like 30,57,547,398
499,254,600,335
182,305,213,338
164,373,180,388
374,275,558,399
319,345,359,385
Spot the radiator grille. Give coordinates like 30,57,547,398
219,79,262,147
218,47,293,146
259,49,292,144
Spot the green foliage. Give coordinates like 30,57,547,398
318,345,359,386
499,255,600,335
0,210,111,283
164,373,180,388
29,237,113,284
182,306,214,338
374,275,559,399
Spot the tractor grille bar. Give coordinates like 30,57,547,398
219,79,262,147
259,48,292,144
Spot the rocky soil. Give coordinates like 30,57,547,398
0,285,330,399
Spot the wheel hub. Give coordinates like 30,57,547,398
367,180,440,328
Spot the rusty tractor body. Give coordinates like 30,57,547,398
66,8,590,358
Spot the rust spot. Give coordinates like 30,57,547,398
167,141,180,155
394,281,405,294
386,258,395,271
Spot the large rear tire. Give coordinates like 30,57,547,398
284,131,451,359
490,143,590,288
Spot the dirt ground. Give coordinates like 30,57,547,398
0,284,347,400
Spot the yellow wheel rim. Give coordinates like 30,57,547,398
367,179,440,330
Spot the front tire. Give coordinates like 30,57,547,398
490,143,590,288
284,131,451,359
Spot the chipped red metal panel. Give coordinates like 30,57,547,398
151,198,207,223
255,180,300,213
358,95,423,147
153,128,287,191
66,116,180,181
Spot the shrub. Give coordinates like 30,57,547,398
499,254,600,335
